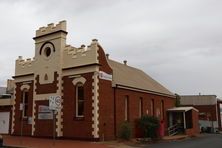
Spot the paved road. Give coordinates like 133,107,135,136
145,134,222,148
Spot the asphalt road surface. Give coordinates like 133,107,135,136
146,134,222,148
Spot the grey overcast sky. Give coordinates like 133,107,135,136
0,0,222,97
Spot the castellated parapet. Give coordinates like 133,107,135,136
36,20,67,37
62,39,99,69
15,56,34,76
15,39,100,75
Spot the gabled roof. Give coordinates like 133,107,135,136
107,59,174,97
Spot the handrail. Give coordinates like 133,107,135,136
168,124,178,131
168,124,182,136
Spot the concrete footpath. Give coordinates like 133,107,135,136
2,135,110,148
2,134,192,148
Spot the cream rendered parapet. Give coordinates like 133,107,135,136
36,20,67,37
15,56,34,76
62,39,99,69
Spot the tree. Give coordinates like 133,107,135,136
118,121,132,140
138,115,160,139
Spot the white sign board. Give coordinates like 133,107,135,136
19,103,24,111
39,105,52,113
28,117,32,124
99,71,112,81
49,96,62,111
38,105,53,120
38,113,53,120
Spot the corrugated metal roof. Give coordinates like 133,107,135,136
108,59,174,96
180,95,217,105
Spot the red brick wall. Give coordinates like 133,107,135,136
193,109,200,135
34,100,54,137
183,105,217,121
97,45,115,140
114,88,175,138
97,79,114,140
62,73,94,140
13,81,33,136
185,109,199,136
35,72,59,94
217,102,221,129
98,45,112,73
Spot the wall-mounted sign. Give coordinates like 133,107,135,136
39,105,51,113
49,96,62,111
28,117,32,124
99,71,112,81
38,105,53,120
19,103,24,111
38,113,53,120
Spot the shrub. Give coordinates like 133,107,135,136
138,115,160,139
118,121,132,140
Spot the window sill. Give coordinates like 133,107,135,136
74,116,85,121
21,117,28,121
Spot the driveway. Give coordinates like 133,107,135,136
144,134,222,148
2,134,222,148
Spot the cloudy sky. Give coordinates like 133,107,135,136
0,0,222,97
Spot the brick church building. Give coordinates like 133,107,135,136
12,21,176,140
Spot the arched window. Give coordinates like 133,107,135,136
22,90,29,118
76,83,84,117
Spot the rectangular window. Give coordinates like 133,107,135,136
125,96,129,121
161,100,164,120
139,97,143,117
22,91,28,118
76,84,84,117
151,99,154,116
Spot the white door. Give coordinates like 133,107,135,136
0,112,10,134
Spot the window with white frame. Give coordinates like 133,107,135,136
22,91,29,118
76,83,84,117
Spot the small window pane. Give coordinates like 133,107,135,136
139,97,143,117
78,101,84,116
125,96,129,121
22,91,29,117
76,84,84,117
78,87,84,101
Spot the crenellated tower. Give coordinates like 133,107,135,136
33,20,67,85
32,21,67,137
